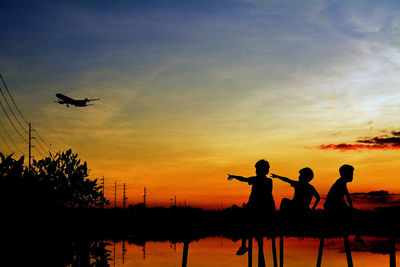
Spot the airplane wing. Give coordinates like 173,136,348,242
86,98,100,102
56,93,74,102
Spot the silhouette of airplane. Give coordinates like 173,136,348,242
55,93,100,107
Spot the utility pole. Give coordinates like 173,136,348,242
100,176,106,208
113,241,116,267
174,195,176,207
28,123,35,172
123,183,127,209
114,180,117,209
101,176,105,195
143,187,147,207
122,240,126,264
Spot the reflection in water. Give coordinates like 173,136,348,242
182,241,189,267
271,236,277,267
316,237,324,267
343,234,354,267
113,240,116,267
59,236,399,266
122,241,127,264
279,235,284,267
257,237,266,267
390,237,396,267
248,237,253,267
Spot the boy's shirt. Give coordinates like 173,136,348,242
325,178,348,209
247,176,275,211
289,180,317,209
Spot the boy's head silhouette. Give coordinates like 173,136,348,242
299,167,314,182
255,159,270,176
339,164,354,182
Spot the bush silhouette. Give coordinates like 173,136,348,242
0,149,109,209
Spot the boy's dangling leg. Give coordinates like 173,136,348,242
350,207,367,248
236,237,249,255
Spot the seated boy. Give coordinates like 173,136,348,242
324,164,354,213
324,164,366,246
271,167,320,212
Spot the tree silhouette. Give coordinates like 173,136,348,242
0,153,29,209
0,149,110,209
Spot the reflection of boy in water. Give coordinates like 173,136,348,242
271,167,320,212
227,159,276,255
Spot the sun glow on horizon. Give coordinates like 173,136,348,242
1,0,399,209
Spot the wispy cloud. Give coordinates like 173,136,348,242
319,130,400,151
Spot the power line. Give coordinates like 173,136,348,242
33,134,49,156
0,131,13,154
35,131,55,153
26,124,51,157
28,123,34,171
33,146,45,160
0,75,29,125
0,75,56,154
28,123,48,163
0,80,27,134
0,98,27,144
0,118,24,154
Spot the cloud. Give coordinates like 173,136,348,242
351,190,399,204
321,191,400,211
350,238,399,255
348,191,400,211
319,130,400,151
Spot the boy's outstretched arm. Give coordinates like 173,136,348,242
270,173,295,184
311,190,321,210
227,174,249,182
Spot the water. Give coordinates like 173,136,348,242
107,236,398,267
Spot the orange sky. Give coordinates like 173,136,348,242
1,1,399,209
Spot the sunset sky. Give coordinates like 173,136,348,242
1,0,399,209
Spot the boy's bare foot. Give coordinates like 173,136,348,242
236,246,248,255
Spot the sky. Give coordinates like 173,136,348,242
0,0,399,209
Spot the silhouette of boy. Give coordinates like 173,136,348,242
271,167,320,212
324,164,366,246
227,159,276,255
324,164,354,213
